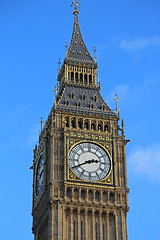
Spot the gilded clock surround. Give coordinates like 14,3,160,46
32,2,129,240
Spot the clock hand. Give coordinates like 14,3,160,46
39,169,44,178
72,159,99,168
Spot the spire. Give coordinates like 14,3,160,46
65,1,96,65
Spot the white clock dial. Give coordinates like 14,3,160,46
69,142,111,181
36,153,44,197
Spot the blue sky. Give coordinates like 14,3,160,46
0,0,160,239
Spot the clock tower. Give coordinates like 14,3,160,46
32,2,129,240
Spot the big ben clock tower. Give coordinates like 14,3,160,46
32,1,130,240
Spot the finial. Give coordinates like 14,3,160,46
39,117,44,132
58,58,61,72
122,118,124,135
114,93,119,114
71,0,81,15
65,41,68,56
93,45,97,62
53,84,58,101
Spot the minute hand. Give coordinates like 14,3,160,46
72,159,99,169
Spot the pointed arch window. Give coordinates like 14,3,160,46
75,72,78,82
102,104,106,111
77,101,81,108
89,75,92,85
71,72,74,82
80,73,83,84
90,103,94,109
71,92,75,99
65,99,70,106
93,95,97,102
78,119,83,129
84,74,87,85
109,192,115,203
95,191,100,201
66,187,71,197
71,118,76,128
82,93,86,101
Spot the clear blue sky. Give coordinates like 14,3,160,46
0,0,160,239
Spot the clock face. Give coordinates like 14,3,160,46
69,142,111,181
35,153,44,197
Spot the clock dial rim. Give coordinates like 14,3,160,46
69,142,111,182
35,153,44,197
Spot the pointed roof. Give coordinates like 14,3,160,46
65,2,96,65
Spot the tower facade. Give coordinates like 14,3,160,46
32,3,129,240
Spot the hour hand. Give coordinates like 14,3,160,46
72,159,99,168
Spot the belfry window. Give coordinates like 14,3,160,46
84,120,89,129
75,72,78,82
71,72,74,82
71,118,76,128
78,119,83,129
84,74,87,85
81,221,83,240
89,75,92,85
80,73,83,84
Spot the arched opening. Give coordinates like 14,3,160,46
75,72,78,83
71,72,74,82
90,103,94,109
89,75,92,85
98,122,102,131
77,101,81,108
71,92,75,99
88,190,93,201
74,188,79,200
71,118,76,128
66,187,71,197
66,100,70,106
93,95,97,102
81,189,86,199
65,117,69,127
84,120,89,130
102,191,107,203
91,122,96,130
78,119,83,129
80,73,83,84
84,74,87,85
109,192,115,203
104,123,109,132
95,191,100,201
82,93,86,101
102,104,106,111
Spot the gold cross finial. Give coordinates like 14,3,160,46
39,117,44,132
114,93,119,114
58,58,61,72
71,0,80,15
